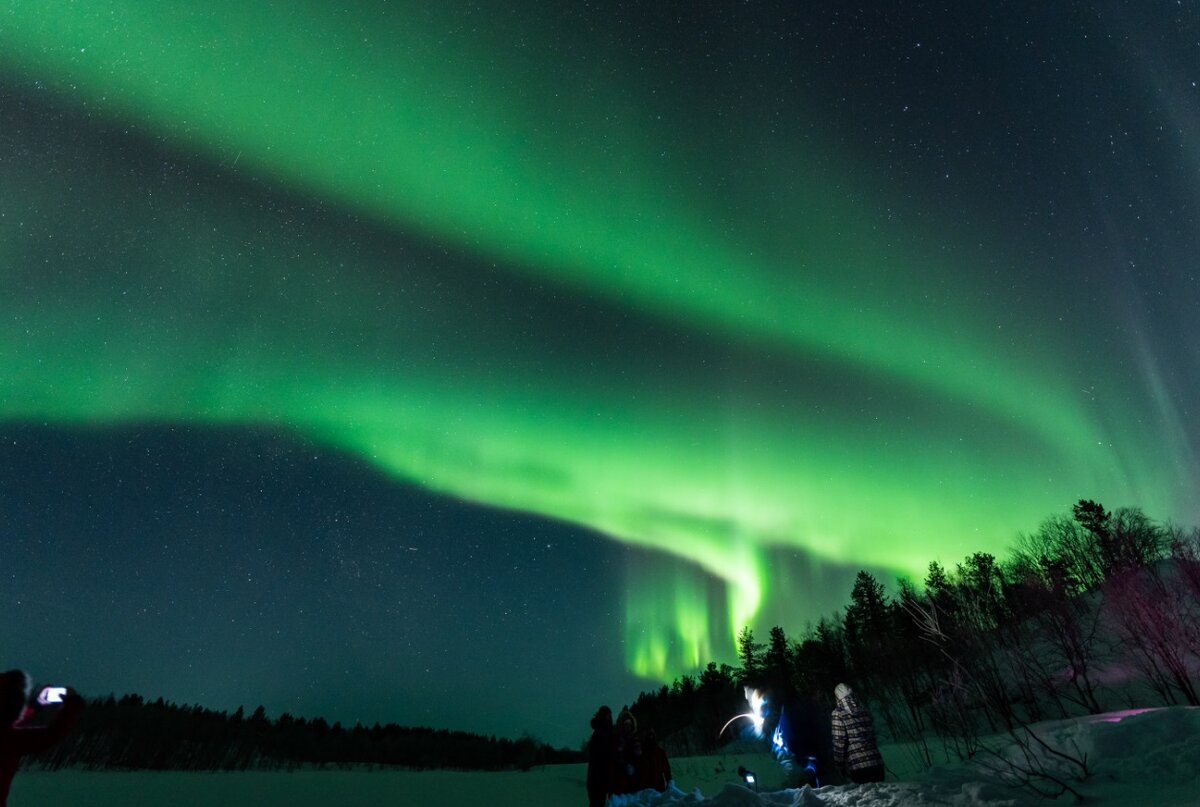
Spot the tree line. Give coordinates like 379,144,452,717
23,499,1199,781
25,694,581,772
624,500,1200,777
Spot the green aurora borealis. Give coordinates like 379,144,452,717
2,2,1198,682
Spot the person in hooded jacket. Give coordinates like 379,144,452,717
613,707,639,793
0,670,85,807
586,705,617,806
830,683,884,784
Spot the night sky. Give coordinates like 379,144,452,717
1,2,1198,747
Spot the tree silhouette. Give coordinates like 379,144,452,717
736,626,765,685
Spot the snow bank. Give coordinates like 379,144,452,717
608,779,1022,807
605,706,1200,807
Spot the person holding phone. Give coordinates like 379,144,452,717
0,669,85,806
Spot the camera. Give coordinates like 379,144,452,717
737,765,758,791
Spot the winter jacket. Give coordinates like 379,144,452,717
641,744,672,792
830,693,883,773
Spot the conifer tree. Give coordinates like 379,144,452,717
736,626,765,685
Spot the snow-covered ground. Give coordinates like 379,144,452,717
11,707,1200,805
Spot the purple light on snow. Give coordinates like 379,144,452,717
1090,708,1159,724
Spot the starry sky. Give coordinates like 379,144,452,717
1,2,1198,746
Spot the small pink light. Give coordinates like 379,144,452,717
1090,708,1158,724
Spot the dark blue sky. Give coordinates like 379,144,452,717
2,423,646,745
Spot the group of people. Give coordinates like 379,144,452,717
585,705,673,806
586,682,883,804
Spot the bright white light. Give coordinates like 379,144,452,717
719,687,768,738
746,687,767,735
37,687,67,705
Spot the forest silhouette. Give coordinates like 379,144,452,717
22,500,1200,780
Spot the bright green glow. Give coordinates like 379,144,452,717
625,561,717,679
0,2,1106,458
0,3,1190,682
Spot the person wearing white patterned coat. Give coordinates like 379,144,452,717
830,683,884,784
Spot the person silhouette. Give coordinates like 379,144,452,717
585,705,616,807
613,708,639,794
0,670,85,806
640,728,672,792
